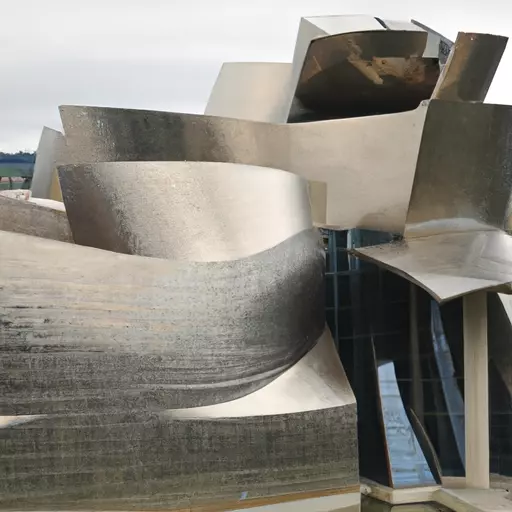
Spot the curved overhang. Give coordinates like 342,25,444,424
352,99,512,302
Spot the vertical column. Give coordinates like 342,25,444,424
463,291,490,489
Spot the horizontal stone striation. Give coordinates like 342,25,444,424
0,229,324,414
0,405,358,510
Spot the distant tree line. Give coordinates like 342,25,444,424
0,152,36,164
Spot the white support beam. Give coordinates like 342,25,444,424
463,292,490,489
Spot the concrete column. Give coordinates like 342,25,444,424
463,291,490,489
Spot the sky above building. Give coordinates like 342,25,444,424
2,0,512,151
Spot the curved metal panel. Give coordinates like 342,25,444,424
406,100,512,237
0,228,324,414
0,196,72,243
30,127,65,199
59,161,311,262
431,32,508,102
163,327,355,419
0,403,358,510
59,103,428,233
291,30,439,121
205,62,292,123
353,231,512,302
352,100,512,301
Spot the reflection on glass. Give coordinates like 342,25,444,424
377,361,437,487
324,228,512,484
324,228,465,486
430,301,465,467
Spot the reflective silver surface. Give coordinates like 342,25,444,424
163,327,355,419
406,100,512,237
59,161,311,261
0,196,72,243
353,231,512,302
59,103,428,233
352,100,512,301
0,229,358,509
431,32,508,102
0,228,325,413
205,62,292,123
30,126,65,199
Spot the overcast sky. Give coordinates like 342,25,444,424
2,0,512,152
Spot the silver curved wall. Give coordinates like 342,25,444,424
0,156,357,508
59,161,311,261
59,103,428,233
